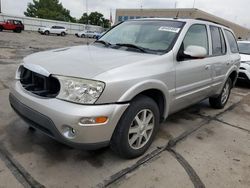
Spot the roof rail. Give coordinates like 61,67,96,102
195,18,229,28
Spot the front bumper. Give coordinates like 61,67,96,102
9,81,129,149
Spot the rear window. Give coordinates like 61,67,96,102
224,30,239,53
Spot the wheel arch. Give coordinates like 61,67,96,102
118,80,170,120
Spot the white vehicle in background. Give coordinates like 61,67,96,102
237,41,250,83
75,30,100,38
38,26,67,36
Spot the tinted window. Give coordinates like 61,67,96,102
210,26,224,55
183,24,209,55
220,29,227,54
224,30,239,53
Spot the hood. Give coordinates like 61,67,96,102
240,53,250,62
23,45,157,79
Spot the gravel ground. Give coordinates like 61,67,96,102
0,31,250,188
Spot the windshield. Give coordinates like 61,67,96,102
98,20,185,54
238,43,250,55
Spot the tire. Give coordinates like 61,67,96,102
209,78,232,109
0,27,3,32
81,34,85,38
61,32,66,36
14,28,22,33
110,95,160,159
44,30,50,35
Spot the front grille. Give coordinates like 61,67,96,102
20,67,60,98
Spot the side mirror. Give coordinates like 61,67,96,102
184,45,207,58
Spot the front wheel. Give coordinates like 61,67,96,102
44,31,50,35
0,27,3,32
209,78,232,109
15,28,22,33
110,95,160,159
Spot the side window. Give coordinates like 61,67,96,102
219,29,227,54
210,26,227,56
182,24,209,55
224,30,239,53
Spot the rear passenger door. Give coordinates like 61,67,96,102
209,26,229,92
174,24,213,111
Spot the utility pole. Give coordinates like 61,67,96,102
0,0,2,13
192,0,196,8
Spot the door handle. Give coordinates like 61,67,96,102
205,65,210,70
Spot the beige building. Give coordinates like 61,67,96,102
115,8,250,39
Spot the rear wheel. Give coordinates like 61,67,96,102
81,34,85,38
209,78,232,109
0,27,3,32
110,95,160,159
61,32,66,36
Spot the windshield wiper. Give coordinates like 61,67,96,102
94,40,111,46
115,43,147,53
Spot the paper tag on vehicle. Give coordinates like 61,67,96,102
158,26,181,33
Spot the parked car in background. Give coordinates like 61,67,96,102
75,30,100,38
38,26,67,36
95,32,106,39
0,19,24,33
237,41,250,84
10,18,240,159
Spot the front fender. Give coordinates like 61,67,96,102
118,79,170,118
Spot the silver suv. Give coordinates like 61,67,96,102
9,18,240,158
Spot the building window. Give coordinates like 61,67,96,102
129,16,135,20
136,16,141,19
124,16,128,21
118,16,123,22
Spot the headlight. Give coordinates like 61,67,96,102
55,75,105,104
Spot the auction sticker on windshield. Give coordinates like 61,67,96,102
158,26,181,33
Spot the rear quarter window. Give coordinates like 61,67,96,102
224,30,239,53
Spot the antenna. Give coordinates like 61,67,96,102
85,0,89,45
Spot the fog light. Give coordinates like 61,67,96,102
79,116,108,126
61,125,76,139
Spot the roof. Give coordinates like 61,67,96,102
116,8,250,31
126,18,231,30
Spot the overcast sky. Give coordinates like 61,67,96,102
1,0,249,28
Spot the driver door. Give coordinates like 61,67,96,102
174,24,213,111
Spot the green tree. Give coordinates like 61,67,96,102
78,12,111,28
24,0,76,22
